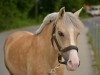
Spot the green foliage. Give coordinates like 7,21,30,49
80,9,90,18
84,0,100,5
55,0,84,12
0,0,35,26
0,0,100,32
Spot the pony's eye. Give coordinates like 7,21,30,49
58,31,64,37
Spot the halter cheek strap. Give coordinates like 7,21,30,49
51,24,78,64
51,34,78,64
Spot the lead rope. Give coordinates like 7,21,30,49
48,63,60,75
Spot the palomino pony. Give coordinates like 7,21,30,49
4,7,83,75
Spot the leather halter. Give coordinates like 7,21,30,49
51,24,78,64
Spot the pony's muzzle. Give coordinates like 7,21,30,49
66,59,80,71
66,50,80,71
61,49,80,71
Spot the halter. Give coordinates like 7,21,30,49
51,23,78,64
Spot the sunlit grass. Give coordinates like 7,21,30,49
87,33,100,75
0,17,42,32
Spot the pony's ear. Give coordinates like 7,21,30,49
74,7,83,17
58,7,65,18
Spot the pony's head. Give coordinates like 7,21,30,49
52,7,83,71
35,7,83,71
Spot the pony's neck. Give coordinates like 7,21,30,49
38,23,58,68
40,22,55,45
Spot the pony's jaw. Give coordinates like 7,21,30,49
66,50,80,71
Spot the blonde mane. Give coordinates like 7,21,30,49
35,12,58,34
35,12,83,34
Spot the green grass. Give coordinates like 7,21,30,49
0,17,43,32
87,33,100,75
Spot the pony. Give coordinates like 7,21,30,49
4,7,83,75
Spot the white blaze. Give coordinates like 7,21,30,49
66,28,80,71
69,28,75,45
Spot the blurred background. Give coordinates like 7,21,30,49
0,0,100,75
0,0,99,31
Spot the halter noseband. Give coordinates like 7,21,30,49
51,24,78,64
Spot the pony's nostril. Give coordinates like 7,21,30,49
68,60,72,64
